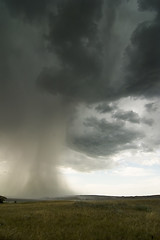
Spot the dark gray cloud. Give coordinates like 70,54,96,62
141,117,154,126
123,0,160,98
2,0,160,102
38,0,126,103
124,21,160,97
95,102,117,113
112,109,154,126
3,0,52,20
145,102,158,112
68,117,144,157
112,110,140,123
38,0,104,102
138,0,160,12
36,0,160,101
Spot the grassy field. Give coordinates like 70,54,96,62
0,198,160,240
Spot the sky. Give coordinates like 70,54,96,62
0,0,160,198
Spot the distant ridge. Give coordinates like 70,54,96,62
52,194,160,201
6,194,160,203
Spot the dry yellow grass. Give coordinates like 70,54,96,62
0,199,160,240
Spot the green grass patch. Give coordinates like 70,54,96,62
0,199,160,240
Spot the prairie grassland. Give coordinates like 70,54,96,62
0,198,160,240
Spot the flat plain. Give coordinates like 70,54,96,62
0,198,160,240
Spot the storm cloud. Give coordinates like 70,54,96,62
112,109,154,126
0,0,160,197
3,0,52,20
138,0,160,12
113,110,140,124
123,0,160,97
95,102,117,113
38,0,132,103
145,102,158,112
68,117,144,157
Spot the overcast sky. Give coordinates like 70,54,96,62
0,0,160,197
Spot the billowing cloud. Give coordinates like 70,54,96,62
138,0,160,12
141,117,154,126
68,117,144,157
123,0,160,98
3,0,51,20
3,0,158,102
95,102,117,113
112,109,154,126
112,110,140,123
145,102,158,112
38,0,136,103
